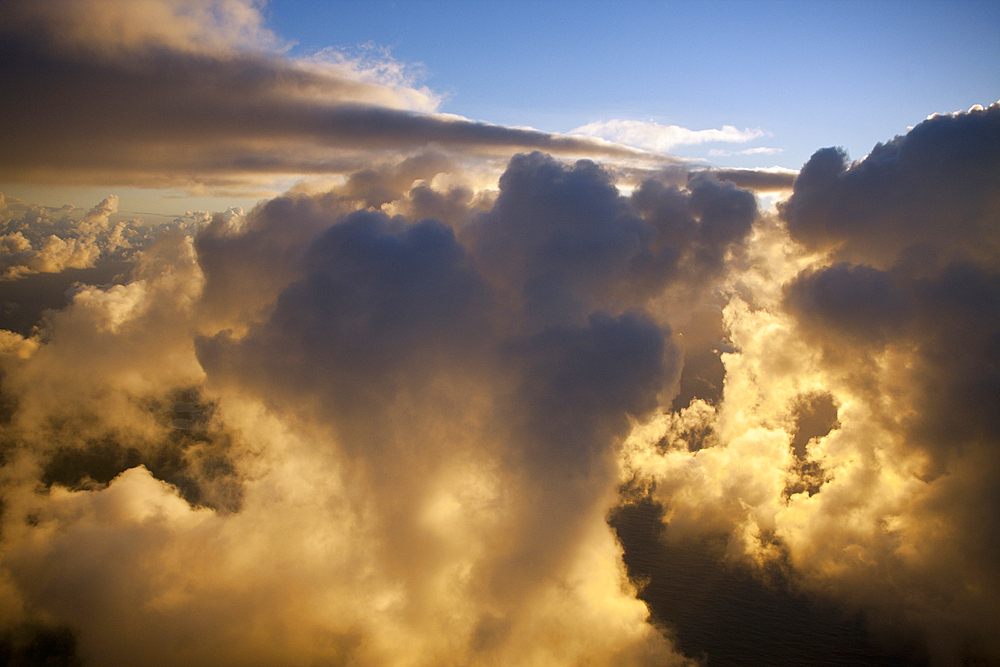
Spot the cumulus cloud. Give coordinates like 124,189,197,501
1,101,999,665
0,147,773,666
779,103,1000,269
0,195,141,280
622,102,1000,665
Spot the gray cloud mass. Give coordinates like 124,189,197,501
0,0,654,190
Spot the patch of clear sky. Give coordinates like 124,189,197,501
267,0,1000,170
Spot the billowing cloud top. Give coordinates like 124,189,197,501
0,145,766,665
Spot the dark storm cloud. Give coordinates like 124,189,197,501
784,262,913,347
628,172,757,296
505,311,675,475
198,209,496,434
195,151,761,573
471,153,757,330
472,153,649,329
905,262,1000,454
196,148,759,439
0,2,649,188
404,181,477,227
194,191,351,330
195,153,712,493
782,103,1000,458
686,173,758,266
484,311,678,611
780,104,1000,269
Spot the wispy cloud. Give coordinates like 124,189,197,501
708,146,783,157
570,119,766,153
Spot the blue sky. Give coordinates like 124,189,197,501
268,0,1000,170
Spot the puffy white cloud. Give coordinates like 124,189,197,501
571,119,765,153
0,195,141,279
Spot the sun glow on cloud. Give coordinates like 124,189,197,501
1,1,999,666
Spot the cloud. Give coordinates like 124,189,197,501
784,262,914,347
1,2,999,664
186,154,762,665
1,103,998,664
623,102,1000,665
471,153,757,328
707,146,783,157
695,167,798,192
1,0,281,57
571,119,765,153
0,195,141,280
0,0,658,193
779,103,1000,269
2,151,769,666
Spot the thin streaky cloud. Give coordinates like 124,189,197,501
570,119,766,153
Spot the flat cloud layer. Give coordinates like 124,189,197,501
0,0,660,192
1,1,999,666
